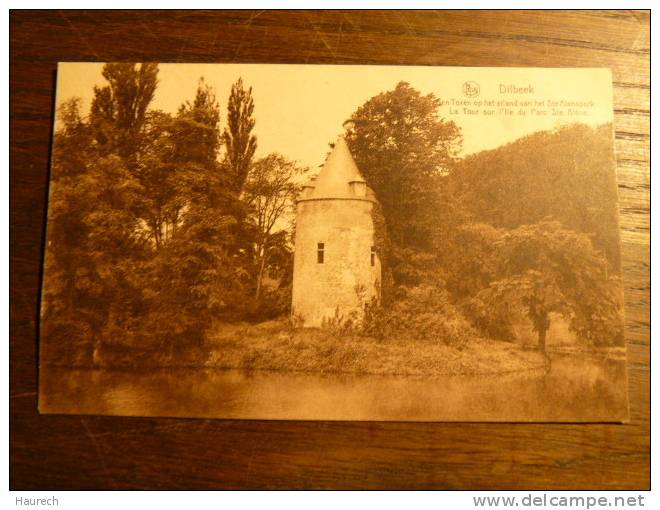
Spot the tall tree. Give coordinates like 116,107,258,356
223,77,257,192
134,111,178,248
136,78,230,248
174,77,222,166
43,98,147,364
345,82,464,297
345,81,462,251
138,79,251,355
242,153,305,300
90,63,159,160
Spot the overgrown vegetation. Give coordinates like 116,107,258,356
346,81,624,353
204,319,545,377
42,64,305,366
42,68,624,371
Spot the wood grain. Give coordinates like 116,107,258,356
10,10,650,489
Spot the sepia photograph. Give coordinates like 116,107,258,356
38,63,628,421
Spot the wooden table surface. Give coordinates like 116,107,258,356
10,10,650,490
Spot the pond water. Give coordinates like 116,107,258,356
39,355,628,421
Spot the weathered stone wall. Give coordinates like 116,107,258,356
292,198,381,327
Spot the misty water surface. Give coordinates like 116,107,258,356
39,355,628,422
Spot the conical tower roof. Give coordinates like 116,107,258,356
307,136,369,200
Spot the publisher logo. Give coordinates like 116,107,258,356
462,81,480,97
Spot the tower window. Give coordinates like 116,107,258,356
317,243,324,264
371,246,376,267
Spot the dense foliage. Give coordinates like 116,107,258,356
42,64,305,365
42,71,624,367
347,81,623,350
453,123,621,273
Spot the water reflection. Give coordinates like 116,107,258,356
39,355,628,421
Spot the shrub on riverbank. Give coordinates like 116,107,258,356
361,284,476,349
204,318,546,377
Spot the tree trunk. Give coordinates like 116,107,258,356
255,251,267,301
531,304,550,353
92,341,101,366
538,324,548,352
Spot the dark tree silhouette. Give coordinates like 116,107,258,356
243,153,305,300
90,63,159,159
345,81,462,251
223,77,257,192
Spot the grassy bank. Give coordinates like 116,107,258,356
205,318,547,376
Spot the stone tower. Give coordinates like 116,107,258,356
291,136,381,327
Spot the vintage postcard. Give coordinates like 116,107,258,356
39,63,628,421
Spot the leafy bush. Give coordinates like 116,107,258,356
569,275,625,347
362,284,475,348
461,294,519,342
